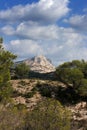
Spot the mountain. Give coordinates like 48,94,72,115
16,55,55,73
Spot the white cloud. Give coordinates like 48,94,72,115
1,1,87,66
5,24,87,65
7,39,44,59
16,22,59,40
1,25,15,35
0,0,70,24
66,14,87,31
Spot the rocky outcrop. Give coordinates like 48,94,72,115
11,79,87,129
15,55,55,74
11,79,42,110
68,102,87,130
24,55,55,73
69,102,87,121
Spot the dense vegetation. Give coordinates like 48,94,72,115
15,63,30,79
25,98,71,130
0,37,16,102
56,60,87,99
0,98,71,130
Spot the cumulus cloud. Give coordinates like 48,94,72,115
65,14,87,31
6,39,44,60
1,0,87,65
1,25,15,35
5,25,87,65
0,0,70,24
43,27,87,64
16,22,59,40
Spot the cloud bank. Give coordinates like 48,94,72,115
0,0,87,66
6,24,87,65
0,0,70,24
66,14,87,31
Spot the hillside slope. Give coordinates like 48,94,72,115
11,79,87,130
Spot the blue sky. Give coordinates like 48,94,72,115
0,0,87,65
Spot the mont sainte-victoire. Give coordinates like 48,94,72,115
16,55,55,73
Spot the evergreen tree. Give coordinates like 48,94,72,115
56,60,84,88
0,37,16,102
77,78,87,97
15,63,29,79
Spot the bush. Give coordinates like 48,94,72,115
23,91,36,98
40,87,51,97
25,98,71,130
0,99,71,130
77,78,87,97
0,104,26,130
15,103,27,110
15,63,29,79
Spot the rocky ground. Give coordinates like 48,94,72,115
11,79,87,130
68,102,87,130
11,79,63,109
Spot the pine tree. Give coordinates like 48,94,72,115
0,37,16,102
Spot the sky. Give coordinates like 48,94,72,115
0,0,87,66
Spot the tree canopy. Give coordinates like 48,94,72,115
56,60,87,97
15,62,30,79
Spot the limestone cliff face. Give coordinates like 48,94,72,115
24,55,55,73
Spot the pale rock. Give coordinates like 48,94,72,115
13,96,26,104
24,55,55,73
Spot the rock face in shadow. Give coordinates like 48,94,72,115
23,55,55,73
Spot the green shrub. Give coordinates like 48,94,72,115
77,78,87,97
18,80,27,86
23,91,36,98
0,104,26,130
15,103,27,110
40,87,51,97
15,63,29,79
31,87,38,92
25,98,71,130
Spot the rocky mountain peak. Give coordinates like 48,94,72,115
24,55,55,73
32,55,47,64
